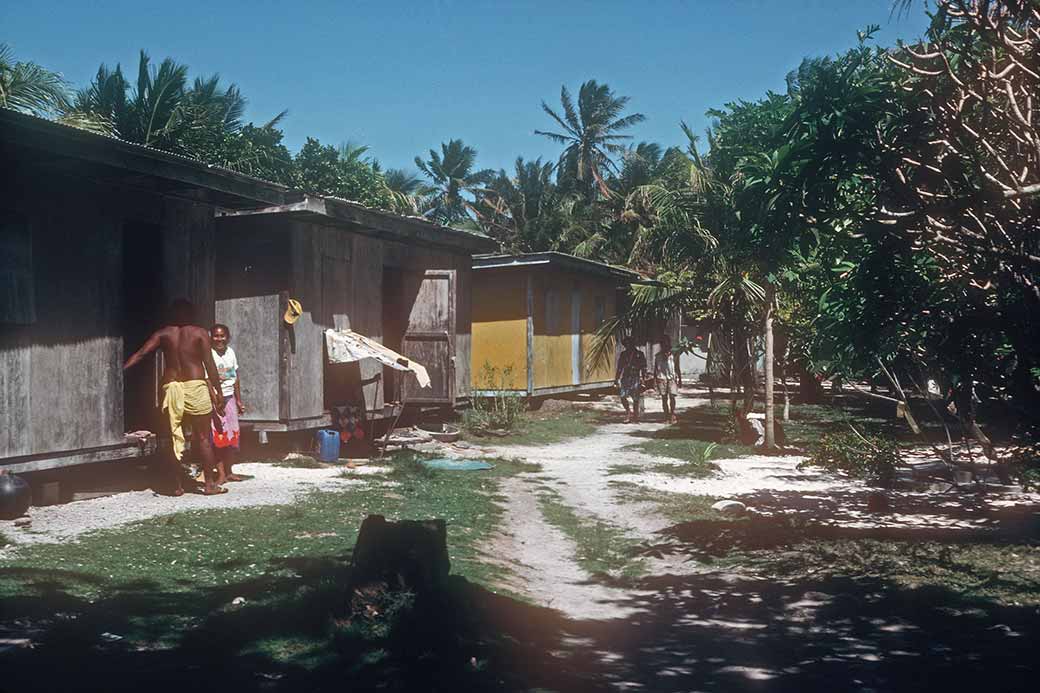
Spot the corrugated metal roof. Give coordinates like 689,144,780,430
473,251,644,282
0,107,500,249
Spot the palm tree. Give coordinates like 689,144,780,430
383,168,427,196
378,167,433,215
72,50,259,158
475,157,558,250
535,80,645,201
414,139,494,224
0,43,70,116
338,140,371,165
613,142,663,198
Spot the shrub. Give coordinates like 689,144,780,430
462,362,527,435
800,430,901,487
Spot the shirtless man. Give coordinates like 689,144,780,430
124,299,227,496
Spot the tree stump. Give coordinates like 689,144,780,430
348,514,450,596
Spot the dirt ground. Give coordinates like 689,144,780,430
467,390,1040,620
2,386,1038,690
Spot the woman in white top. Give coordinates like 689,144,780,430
210,324,247,483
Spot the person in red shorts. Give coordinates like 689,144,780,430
210,324,247,483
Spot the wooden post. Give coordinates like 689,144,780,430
764,283,775,451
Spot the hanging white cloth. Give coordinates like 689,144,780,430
324,329,431,388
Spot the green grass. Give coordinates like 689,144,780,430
622,439,731,478
748,539,1040,608
470,406,600,446
534,486,645,579
609,480,727,525
0,450,539,662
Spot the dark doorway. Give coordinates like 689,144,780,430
122,222,164,433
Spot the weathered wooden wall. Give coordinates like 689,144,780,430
382,239,473,400
350,234,384,409
213,215,476,421
213,216,288,422
0,171,217,461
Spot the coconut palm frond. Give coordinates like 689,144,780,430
0,44,71,116
57,110,116,135
584,281,699,377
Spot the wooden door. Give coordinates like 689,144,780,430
400,269,456,404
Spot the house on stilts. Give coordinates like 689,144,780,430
0,108,494,476
469,252,679,401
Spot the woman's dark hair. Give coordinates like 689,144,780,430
210,323,231,339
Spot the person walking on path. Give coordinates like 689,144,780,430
654,335,680,424
124,299,227,496
209,324,247,484
615,336,647,424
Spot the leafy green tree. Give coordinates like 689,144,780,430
73,51,194,150
882,0,1040,440
536,80,645,201
293,137,394,209
202,116,295,184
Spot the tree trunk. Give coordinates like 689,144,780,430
797,363,824,404
729,328,739,414
705,332,715,404
764,284,775,451
736,331,755,415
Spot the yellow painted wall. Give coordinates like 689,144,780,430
470,269,527,390
580,279,617,383
474,265,621,392
532,271,618,389
532,272,573,389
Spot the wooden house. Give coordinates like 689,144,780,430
213,197,494,433
0,109,493,474
470,252,641,398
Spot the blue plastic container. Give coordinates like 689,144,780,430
316,429,341,463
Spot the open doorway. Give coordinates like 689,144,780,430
122,222,164,434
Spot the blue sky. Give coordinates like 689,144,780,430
3,1,931,174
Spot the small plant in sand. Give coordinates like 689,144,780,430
800,430,901,487
692,441,719,467
463,362,527,435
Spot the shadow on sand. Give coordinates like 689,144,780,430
2,533,1039,692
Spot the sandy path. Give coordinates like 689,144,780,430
482,391,724,620
0,462,382,548
493,476,651,620
488,392,727,536
476,389,1040,622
